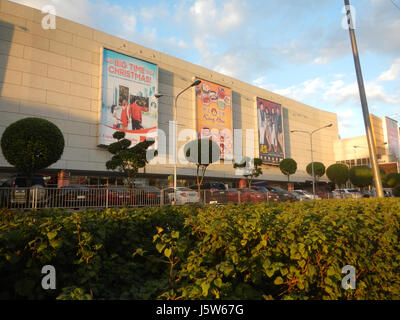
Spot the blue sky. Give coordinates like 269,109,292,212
13,0,400,138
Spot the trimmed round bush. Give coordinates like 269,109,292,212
384,172,400,188
326,164,349,187
393,185,400,197
349,165,373,188
1,118,64,175
306,162,326,179
279,158,297,180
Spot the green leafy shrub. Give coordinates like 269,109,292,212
326,164,349,188
1,199,400,300
306,162,326,181
279,158,297,183
349,165,373,189
393,185,400,197
1,117,64,176
384,173,400,188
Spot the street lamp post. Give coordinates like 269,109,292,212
155,79,201,204
291,123,333,197
344,0,384,198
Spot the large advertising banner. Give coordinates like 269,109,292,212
383,116,400,162
195,79,233,160
256,97,284,165
100,48,158,147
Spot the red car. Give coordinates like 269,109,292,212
227,188,240,203
237,188,265,203
104,187,135,206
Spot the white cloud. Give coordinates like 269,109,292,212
337,108,358,137
324,80,400,105
377,58,400,82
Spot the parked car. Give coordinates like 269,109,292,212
227,188,240,203
263,186,295,202
189,182,228,204
361,190,375,198
135,186,161,206
289,190,309,201
362,188,392,198
103,186,136,206
293,190,321,200
0,175,46,208
47,185,96,208
251,186,280,202
163,187,200,205
383,188,393,197
237,188,265,203
332,189,362,199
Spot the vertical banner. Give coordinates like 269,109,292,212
383,116,400,162
100,48,158,147
195,79,233,160
256,97,284,164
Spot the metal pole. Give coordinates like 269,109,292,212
344,0,384,198
173,94,178,205
310,133,315,198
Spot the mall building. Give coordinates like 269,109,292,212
334,114,400,176
0,0,340,189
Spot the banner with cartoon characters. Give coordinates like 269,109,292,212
99,48,158,146
195,79,233,160
256,97,284,164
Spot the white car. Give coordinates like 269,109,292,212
165,187,200,205
332,189,362,199
293,190,321,200
289,190,308,201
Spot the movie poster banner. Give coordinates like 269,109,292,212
100,48,158,147
195,79,233,160
256,97,284,164
383,116,400,162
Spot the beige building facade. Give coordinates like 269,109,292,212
334,114,400,174
0,1,339,187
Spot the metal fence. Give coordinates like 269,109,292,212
0,187,335,210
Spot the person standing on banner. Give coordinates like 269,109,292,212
258,102,266,145
275,106,283,153
120,99,129,130
264,107,272,153
129,96,149,130
270,106,278,153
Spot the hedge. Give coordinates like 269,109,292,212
1,199,400,300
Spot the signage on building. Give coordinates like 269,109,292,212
195,78,233,160
383,116,400,162
256,97,285,165
99,48,158,147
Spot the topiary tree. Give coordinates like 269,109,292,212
306,162,325,182
1,117,64,184
393,185,400,197
184,138,220,196
106,131,157,188
349,165,373,189
326,164,349,188
233,157,263,190
279,158,297,187
383,172,400,188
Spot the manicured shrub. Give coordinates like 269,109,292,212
384,172,400,188
1,199,400,300
326,164,349,188
306,162,326,180
393,185,400,197
1,118,64,176
349,165,373,189
279,158,297,183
